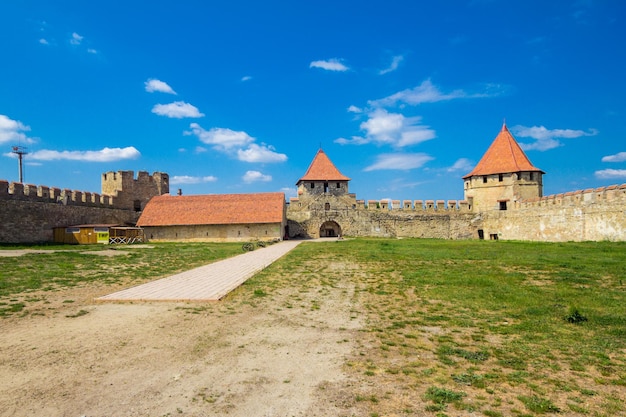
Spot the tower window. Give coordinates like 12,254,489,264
324,182,329,192
498,173,503,182
325,202,330,210
529,172,534,181
499,201,507,210
336,182,340,188
310,182,315,189
483,176,488,184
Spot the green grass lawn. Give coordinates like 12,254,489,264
243,239,626,416
0,242,243,316
1,238,624,415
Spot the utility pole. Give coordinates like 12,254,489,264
11,146,28,183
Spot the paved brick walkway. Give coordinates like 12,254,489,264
96,240,302,302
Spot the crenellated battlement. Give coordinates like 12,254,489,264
361,198,472,212
513,183,626,210
0,170,169,211
289,196,473,212
0,180,116,207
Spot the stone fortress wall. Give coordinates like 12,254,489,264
286,184,626,242
1,142,625,244
478,184,626,242
0,171,168,243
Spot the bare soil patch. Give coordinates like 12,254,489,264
0,271,360,417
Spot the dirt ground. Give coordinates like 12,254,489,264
0,266,362,417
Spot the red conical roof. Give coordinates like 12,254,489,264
463,123,544,179
297,149,351,183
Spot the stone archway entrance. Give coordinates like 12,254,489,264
319,221,341,238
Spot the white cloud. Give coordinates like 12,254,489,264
447,158,474,173
512,125,598,151
188,124,254,150
39,38,49,45
347,105,363,113
87,48,97,54
70,32,83,45
364,153,434,171
152,101,204,118
309,58,349,72
369,79,503,108
594,169,626,179
334,136,369,145
241,76,252,82
0,115,36,145
145,79,177,94
187,124,286,163
237,143,287,163
28,146,140,162
601,152,626,163
243,170,272,183
339,109,435,147
170,175,217,185
379,55,404,75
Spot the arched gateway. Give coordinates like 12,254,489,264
319,221,341,237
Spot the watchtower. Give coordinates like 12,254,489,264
101,170,169,211
296,149,351,197
463,123,544,212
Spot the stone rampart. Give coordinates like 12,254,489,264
0,199,139,243
287,195,477,239
0,180,116,207
478,184,626,241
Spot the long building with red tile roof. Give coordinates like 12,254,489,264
137,192,286,241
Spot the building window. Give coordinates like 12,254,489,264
310,182,315,189
324,182,329,192
499,201,507,210
483,176,488,183
134,200,142,211
336,182,341,188
477,229,484,240
325,202,330,210
498,173,503,182
490,233,499,240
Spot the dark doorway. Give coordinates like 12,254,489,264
319,221,341,237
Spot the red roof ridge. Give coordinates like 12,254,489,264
297,149,350,183
137,192,285,227
463,123,544,179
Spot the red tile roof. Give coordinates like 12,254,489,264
136,192,285,226
297,149,351,183
463,123,544,179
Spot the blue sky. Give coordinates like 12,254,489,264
1,0,625,201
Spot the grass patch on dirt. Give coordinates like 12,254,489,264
240,238,626,416
2,238,625,416
0,242,243,315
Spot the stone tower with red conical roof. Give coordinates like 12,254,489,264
296,148,351,197
289,148,358,238
463,123,544,213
